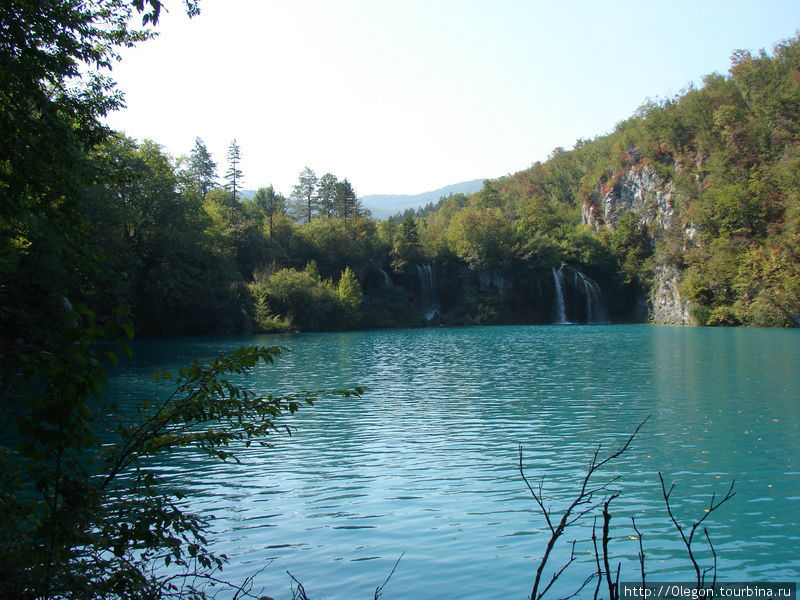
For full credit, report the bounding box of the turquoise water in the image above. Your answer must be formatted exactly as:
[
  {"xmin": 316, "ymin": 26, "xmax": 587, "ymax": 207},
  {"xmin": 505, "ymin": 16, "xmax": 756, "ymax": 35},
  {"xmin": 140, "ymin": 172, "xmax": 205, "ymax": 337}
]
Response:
[{"xmin": 106, "ymin": 325, "xmax": 800, "ymax": 599}]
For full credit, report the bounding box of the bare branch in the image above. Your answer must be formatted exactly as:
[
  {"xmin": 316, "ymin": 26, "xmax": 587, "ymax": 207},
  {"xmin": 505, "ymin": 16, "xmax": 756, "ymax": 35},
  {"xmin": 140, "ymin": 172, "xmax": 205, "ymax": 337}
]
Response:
[
  {"xmin": 287, "ymin": 571, "xmax": 310, "ymax": 600},
  {"xmin": 602, "ymin": 495, "xmax": 620, "ymax": 600},
  {"xmin": 522, "ymin": 418, "xmax": 649, "ymax": 600},
  {"xmin": 659, "ymin": 472, "xmax": 735, "ymax": 588},
  {"xmin": 703, "ymin": 528, "xmax": 718, "ymax": 589},
  {"xmin": 592, "ymin": 516, "xmax": 603, "ymax": 600},
  {"xmin": 519, "ymin": 445, "xmax": 554, "ymax": 534},
  {"xmin": 538, "ymin": 539, "xmax": 579, "ymax": 599},
  {"xmin": 374, "ymin": 553, "xmax": 405, "ymax": 600},
  {"xmin": 632, "ymin": 515, "xmax": 646, "ymax": 590},
  {"xmin": 562, "ymin": 570, "xmax": 598, "ymax": 600}
]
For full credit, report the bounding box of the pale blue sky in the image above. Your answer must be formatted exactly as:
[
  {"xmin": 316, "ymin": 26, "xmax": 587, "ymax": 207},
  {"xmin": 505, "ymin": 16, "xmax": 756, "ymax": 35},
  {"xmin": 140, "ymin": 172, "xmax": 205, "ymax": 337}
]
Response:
[{"xmin": 105, "ymin": 0, "xmax": 800, "ymax": 196}]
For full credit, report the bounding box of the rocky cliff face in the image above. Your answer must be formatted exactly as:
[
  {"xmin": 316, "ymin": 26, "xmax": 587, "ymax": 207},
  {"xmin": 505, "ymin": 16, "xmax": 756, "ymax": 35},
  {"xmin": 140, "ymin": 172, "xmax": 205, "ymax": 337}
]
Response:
[
  {"xmin": 582, "ymin": 165, "xmax": 676, "ymax": 231},
  {"xmin": 650, "ymin": 265, "xmax": 694, "ymax": 325},
  {"xmin": 584, "ymin": 164, "xmax": 694, "ymax": 325}
]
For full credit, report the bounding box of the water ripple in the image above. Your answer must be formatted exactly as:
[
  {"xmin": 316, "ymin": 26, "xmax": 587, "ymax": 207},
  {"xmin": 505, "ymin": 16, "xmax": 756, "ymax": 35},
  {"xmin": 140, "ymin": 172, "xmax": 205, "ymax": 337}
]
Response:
[{"xmin": 106, "ymin": 325, "xmax": 800, "ymax": 599}]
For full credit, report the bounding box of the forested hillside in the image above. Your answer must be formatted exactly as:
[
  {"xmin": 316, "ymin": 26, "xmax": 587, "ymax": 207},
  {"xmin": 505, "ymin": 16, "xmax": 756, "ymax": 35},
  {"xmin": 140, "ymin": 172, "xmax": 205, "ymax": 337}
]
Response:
[
  {"xmin": 448, "ymin": 36, "xmax": 800, "ymax": 328},
  {"xmin": 4, "ymin": 34, "xmax": 800, "ymax": 346}
]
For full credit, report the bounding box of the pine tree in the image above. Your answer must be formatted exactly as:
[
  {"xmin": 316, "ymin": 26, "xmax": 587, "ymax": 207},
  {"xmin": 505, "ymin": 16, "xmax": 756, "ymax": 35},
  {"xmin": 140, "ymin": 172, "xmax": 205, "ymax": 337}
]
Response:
[
  {"xmin": 335, "ymin": 178, "xmax": 359, "ymax": 224},
  {"xmin": 291, "ymin": 166, "xmax": 318, "ymax": 223},
  {"xmin": 253, "ymin": 185, "xmax": 284, "ymax": 238},
  {"xmin": 188, "ymin": 137, "xmax": 217, "ymax": 198},
  {"xmin": 390, "ymin": 214, "xmax": 422, "ymax": 271},
  {"xmin": 317, "ymin": 172, "xmax": 338, "ymax": 218},
  {"xmin": 225, "ymin": 139, "xmax": 243, "ymax": 202}
]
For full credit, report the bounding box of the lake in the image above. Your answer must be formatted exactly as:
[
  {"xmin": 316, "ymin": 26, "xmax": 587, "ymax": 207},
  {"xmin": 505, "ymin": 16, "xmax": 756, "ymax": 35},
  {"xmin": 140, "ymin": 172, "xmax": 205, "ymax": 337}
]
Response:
[{"xmin": 106, "ymin": 325, "xmax": 800, "ymax": 599}]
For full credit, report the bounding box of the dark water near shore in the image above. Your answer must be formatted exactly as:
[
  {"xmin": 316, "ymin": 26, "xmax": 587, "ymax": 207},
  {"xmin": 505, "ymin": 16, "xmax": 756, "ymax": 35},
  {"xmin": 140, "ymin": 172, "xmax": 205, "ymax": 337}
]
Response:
[{"xmin": 106, "ymin": 325, "xmax": 800, "ymax": 599}]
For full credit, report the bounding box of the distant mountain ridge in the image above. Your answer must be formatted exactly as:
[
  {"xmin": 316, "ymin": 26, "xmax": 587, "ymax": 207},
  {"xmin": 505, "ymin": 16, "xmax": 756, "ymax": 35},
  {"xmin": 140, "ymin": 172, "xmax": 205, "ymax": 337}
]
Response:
[
  {"xmin": 361, "ymin": 178, "xmax": 485, "ymax": 219},
  {"xmin": 241, "ymin": 179, "xmax": 485, "ymax": 219}
]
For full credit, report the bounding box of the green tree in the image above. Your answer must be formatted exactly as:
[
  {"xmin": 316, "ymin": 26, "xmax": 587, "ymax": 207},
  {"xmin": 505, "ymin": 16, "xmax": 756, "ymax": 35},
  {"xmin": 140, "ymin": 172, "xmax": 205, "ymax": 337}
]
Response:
[
  {"xmin": 291, "ymin": 166, "xmax": 318, "ymax": 223},
  {"xmin": 187, "ymin": 137, "xmax": 217, "ymax": 199},
  {"xmin": 224, "ymin": 139, "xmax": 243, "ymax": 202},
  {"xmin": 86, "ymin": 136, "xmax": 243, "ymax": 334},
  {"xmin": 203, "ymin": 186, "xmax": 268, "ymax": 283},
  {"xmin": 606, "ymin": 211, "xmax": 653, "ymax": 286},
  {"xmin": 249, "ymin": 265, "xmax": 342, "ymax": 330},
  {"xmin": 0, "ymin": 0, "xmax": 199, "ymax": 352},
  {"xmin": 252, "ymin": 185, "xmax": 285, "ymax": 239},
  {"xmin": 447, "ymin": 207, "xmax": 513, "ymax": 271},
  {"xmin": 337, "ymin": 266, "xmax": 363, "ymax": 327},
  {"xmin": 474, "ymin": 179, "xmax": 502, "ymax": 209},
  {"xmin": 335, "ymin": 178, "xmax": 360, "ymax": 223},
  {"xmin": 734, "ymin": 240, "xmax": 800, "ymax": 326},
  {"xmin": 390, "ymin": 215, "xmax": 422, "ymax": 272},
  {"xmin": 295, "ymin": 217, "xmax": 378, "ymax": 279},
  {"xmin": 318, "ymin": 172, "xmax": 339, "ymax": 218}
]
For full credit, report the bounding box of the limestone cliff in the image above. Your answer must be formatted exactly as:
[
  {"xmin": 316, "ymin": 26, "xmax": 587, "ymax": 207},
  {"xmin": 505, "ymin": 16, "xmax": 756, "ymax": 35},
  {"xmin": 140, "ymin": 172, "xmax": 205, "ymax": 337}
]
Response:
[
  {"xmin": 582, "ymin": 164, "xmax": 675, "ymax": 231},
  {"xmin": 584, "ymin": 164, "xmax": 695, "ymax": 325},
  {"xmin": 650, "ymin": 265, "xmax": 694, "ymax": 325}
]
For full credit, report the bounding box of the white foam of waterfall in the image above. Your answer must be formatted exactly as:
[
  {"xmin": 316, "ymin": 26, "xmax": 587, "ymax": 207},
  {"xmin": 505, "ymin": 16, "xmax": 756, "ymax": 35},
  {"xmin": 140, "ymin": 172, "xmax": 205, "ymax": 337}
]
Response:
[
  {"xmin": 552, "ymin": 266, "xmax": 569, "ymax": 324},
  {"xmin": 416, "ymin": 263, "xmax": 440, "ymax": 321},
  {"xmin": 559, "ymin": 264, "xmax": 610, "ymax": 324}
]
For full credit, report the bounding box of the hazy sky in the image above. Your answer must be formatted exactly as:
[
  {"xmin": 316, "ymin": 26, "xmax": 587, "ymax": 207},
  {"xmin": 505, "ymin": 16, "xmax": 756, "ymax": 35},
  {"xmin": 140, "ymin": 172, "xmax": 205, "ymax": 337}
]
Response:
[{"xmin": 105, "ymin": 0, "xmax": 800, "ymax": 196}]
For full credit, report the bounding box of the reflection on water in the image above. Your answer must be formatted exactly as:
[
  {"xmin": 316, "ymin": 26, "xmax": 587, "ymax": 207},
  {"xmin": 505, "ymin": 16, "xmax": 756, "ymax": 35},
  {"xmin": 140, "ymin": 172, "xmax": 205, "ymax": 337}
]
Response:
[{"xmin": 106, "ymin": 325, "xmax": 800, "ymax": 599}]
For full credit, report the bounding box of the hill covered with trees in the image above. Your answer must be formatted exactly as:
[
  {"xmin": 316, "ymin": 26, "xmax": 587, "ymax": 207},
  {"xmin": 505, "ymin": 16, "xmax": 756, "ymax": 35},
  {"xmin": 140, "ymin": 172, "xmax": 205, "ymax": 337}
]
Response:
[
  {"xmin": 440, "ymin": 36, "xmax": 800, "ymax": 328},
  {"xmin": 5, "ymin": 32, "xmax": 800, "ymax": 345}
]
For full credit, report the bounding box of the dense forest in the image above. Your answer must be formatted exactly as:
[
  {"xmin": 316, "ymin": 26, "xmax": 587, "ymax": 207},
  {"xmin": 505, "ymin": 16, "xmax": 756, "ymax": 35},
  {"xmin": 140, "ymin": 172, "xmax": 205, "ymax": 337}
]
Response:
[{"xmin": 7, "ymin": 32, "xmax": 800, "ymax": 343}]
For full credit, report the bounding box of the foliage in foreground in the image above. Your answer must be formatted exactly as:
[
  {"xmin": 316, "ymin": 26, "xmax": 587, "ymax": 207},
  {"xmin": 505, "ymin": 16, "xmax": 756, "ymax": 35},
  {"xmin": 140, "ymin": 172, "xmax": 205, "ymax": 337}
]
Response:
[{"xmin": 0, "ymin": 308, "xmax": 361, "ymax": 599}]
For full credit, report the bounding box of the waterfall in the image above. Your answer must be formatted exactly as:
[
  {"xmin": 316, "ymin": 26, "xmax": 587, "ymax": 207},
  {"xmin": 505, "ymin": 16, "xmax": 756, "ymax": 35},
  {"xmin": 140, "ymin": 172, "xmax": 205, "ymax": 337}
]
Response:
[
  {"xmin": 555, "ymin": 264, "xmax": 610, "ymax": 324},
  {"xmin": 241, "ymin": 306, "xmax": 253, "ymax": 334},
  {"xmin": 552, "ymin": 266, "xmax": 569, "ymax": 324},
  {"xmin": 416, "ymin": 263, "xmax": 440, "ymax": 321},
  {"xmin": 379, "ymin": 268, "xmax": 393, "ymax": 288},
  {"xmin": 573, "ymin": 270, "xmax": 610, "ymax": 324},
  {"xmin": 63, "ymin": 296, "xmax": 77, "ymax": 327}
]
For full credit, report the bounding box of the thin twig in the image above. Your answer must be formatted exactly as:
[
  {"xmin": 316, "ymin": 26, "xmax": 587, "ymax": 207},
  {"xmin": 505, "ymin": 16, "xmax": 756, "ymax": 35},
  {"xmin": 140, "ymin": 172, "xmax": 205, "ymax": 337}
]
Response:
[
  {"xmin": 632, "ymin": 515, "xmax": 646, "ymax": 590},
  {"xmin": 287, "ymin": 571, "xmax": 310, "ymax": 600},
  {"xmin": 659, "ymin": 473, "xmax": 735, "ymax": 588},
  {"xmin": 592, "ymin": 516, "xmax": 603, "ymax": 600},
  {"xmin": 537, "ymin": 539, "xmax": 578, "ymax": 598},
  {"xmin": 522, "ymin": 417, "xmax": 649, "ymax": 600},
  {"xmin": 519, "ymin": 446, "xmax": 554, "ymax": 534},
  {"xmin": 602, "ymin": 495, "xmax": 619, "ymax": 600},
  {"xmin": 374, "ymin": 552, "xmax": 405, "ymax": 600},
  {"xmin": 704, "ymin": 528, "xmax": 718, "ymax": 589}
]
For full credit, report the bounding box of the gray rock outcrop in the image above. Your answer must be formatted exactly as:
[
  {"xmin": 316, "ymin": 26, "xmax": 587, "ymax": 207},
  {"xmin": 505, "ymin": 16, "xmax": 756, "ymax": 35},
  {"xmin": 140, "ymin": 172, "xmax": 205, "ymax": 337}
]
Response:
[
  {"xmin": 650, "ymin": 265, "xmax": 694, "ymax": 325},
  {"xmin": 586, "ymin": 165, "xmax": 695, "ymax": 325}
]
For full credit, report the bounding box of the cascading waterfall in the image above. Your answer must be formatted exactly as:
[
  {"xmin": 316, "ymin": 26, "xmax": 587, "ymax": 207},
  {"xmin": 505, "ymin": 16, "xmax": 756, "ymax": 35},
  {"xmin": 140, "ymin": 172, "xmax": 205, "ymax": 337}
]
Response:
[
  {"xmin": 379, "ymin": 268, "xmax": 393, "ymax": 288},
  {"xmin": 573, "ymin": 269, "xmax": 610, "ymax": 324},
  {"xmin": 416, "ymin": 263, "xmax": 440, "ymax": 321},
  {"xmin": 552, "ymin": 264, "xmax": 609, "ymax": 324},
  {"xmin": 240, "ymin": 306, "xmax": 253, "ymax": 334},
  {"xmin": 551, "ymin": 266, "xmax": 569, "ymax": 324}
]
